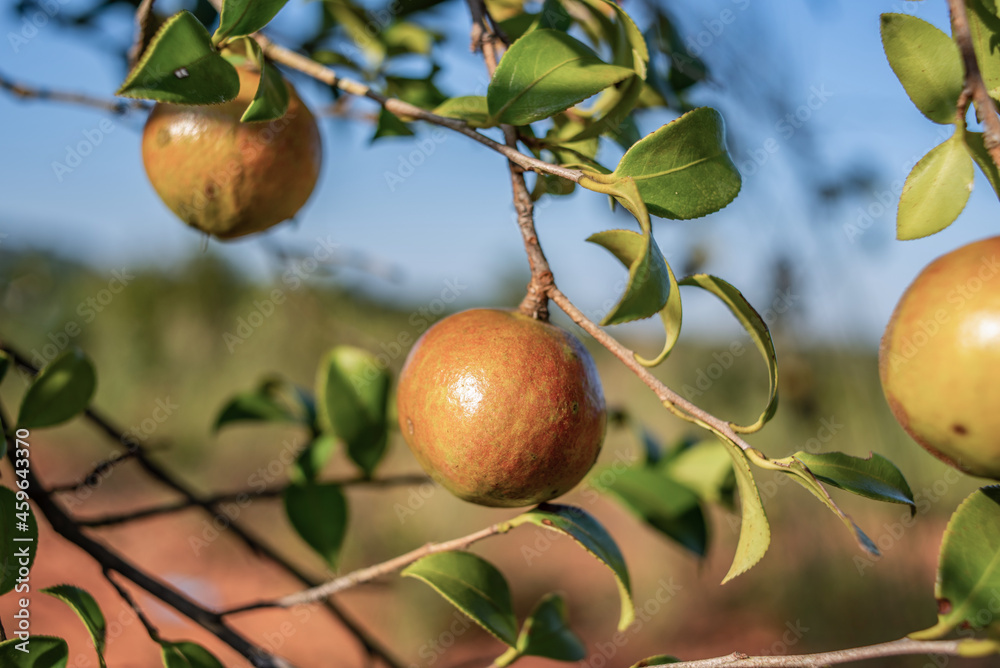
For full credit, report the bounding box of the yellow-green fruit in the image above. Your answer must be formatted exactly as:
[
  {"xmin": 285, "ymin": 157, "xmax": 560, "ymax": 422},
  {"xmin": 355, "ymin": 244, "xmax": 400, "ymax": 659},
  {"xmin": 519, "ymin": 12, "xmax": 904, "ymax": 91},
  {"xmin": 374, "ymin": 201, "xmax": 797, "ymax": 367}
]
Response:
[
  {"xmin": 396, "ymin": 309, "xmax": 607, "ymax": 507},
  {"xmin": 879, "ymin": 236, "xmax": 1000, "ymax": 479},
  {"xmin": 141, "ymin": 65, "xmax": 322, "ymax": 239}
]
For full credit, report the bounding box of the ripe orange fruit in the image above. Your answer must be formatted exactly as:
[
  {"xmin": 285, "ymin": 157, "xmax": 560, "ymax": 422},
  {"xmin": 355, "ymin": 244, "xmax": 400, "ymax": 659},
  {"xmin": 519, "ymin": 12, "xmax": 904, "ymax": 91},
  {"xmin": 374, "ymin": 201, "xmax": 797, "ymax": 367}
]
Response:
[
  {"xmin": 880, "ymin": 236, "xmax": 1000, "ymax": 479},
  {"xmin": 141, "ymin": 65, "xmax": 322, "ymax": 239},
  {"xmin": 396, "ymin": 309, "xmax": 607, "ymax": 507}
]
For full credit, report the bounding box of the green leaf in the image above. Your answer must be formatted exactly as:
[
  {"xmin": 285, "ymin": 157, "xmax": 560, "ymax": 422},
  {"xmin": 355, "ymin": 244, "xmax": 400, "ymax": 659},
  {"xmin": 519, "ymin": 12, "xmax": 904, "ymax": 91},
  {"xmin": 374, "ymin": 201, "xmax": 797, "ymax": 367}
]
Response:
[
  {"xmin": 488, "ymin": 30, "xmax": 634, "ymax": 125},
  {"xmin": 911, "ymin": 486, "xmax": 1000, "ymax": 641},
  {"xmin": 897, "ymin": 133, "xmax": 974, "ymax": 240},
  {"xmin": 160, "ymin": 641, "xmax": 225, "ymax": 668},
  {"xmin": 315, "ymin": 346, "xmax": 391, "ymax": 477},
  {"xmin": 0, "ymin": 486, "xmax": 38, "ymax": 596},
  {"xmin": 612, "ymin": 107, "xmax": 741, "ymax": 219},
  {"xmin": 587, "ymin": 228, "xmax": 671, "ymax": 326},
  {"xmin": 214, "ymin": 378, "xmax": 306, "ymax": 430},
  {"xmin": 42, "ymin": 586, "xmax": 106, "ymax": 668},
  {"xmin": 965, "ymin": 131, "xmax": 1000, "ymax": 199},
  {"xmin": 240, "ymin": 42, "xmax": 289, "ymax": 122},
  {"xmin": 383, "ymin": 21, "xmax": 441, "ymax": 57},
  {"xmin": 284, "ymin": 482, "xmax": 348, "ymax": 568},
  {"xmin": 793, "ymin": 451, "xmax": 915, "ymax": 510},
  {"xmin": 585, "ymin": 0, "xmax": 649, "ymax": 75},
  {"xmin": 516, "ymin": 593, "xmax": 586, "ymax": 661},
  {"xmin": 0, "ymin": 636, "xmax": 68, "ymax": 667},
  {"xmin": 118, "ymin": 11, "xmax": 240, "ymax": 104},
  {"xmin": 402, "ymin": 551, "xmax": 518, "ymax": 646},
  {"xmin": 372, "ymin": 107, "xmax": 415, "ymax": 141},
  {"xmin": 511, "ymin": 503, "xmax": 634, "ymax": 630},
  {"xmin": 662, "ymin": 439, "xmax": 735, "ymax": 508},
  {"xmin": 679, "ymin": 274, "xmax": 778, "ymax": 433},
  {"xmin": 433, "ymin": 96, "xmax": 494, "ymax": 128},
  {"xmin": 214, "ymin": 0, "xmax": 290, "ymax": 43},
  {"xmin": 535, "ymin": 0, "xmax": 572, "ymax": 32},
  {"xmin": 967, "ymin": 0, "xmax": 1000, "ymax": 101},
  {"xmin": 291, "ymin": 433, "xmax": 338, "ymax": 484},
  {"xmin": 601, "ymin": 466, "xmax": 708, "ymax": 557},
  {"xmin": 568, "ymin": 76, "xmax": 644, "ymax": 144},
  {"xmin": 716, "ymin": 441, "xmax": 770, "ymax": 584},
  {"xmin": 754, "ymin": 451, "xmax": 880, "ymax": 557},
  {"xmin": 880, "ymin": 13, "xmax": 963, "ymax": 124},
  {"xmin": 17, "ymin": 349, "xmax": 96, "ymax": 429}
]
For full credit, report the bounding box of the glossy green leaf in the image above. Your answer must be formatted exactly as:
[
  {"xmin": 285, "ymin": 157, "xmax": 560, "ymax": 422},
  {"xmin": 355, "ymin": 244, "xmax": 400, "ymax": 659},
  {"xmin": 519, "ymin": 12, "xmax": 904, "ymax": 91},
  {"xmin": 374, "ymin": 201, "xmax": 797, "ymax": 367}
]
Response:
[
  {"xmin": 588, "ymin": 229, "xmax": 670, "ymax": 326},
  {"xmin": 214, "ymin": 378, "xmax": 306, "ymax": 430},
  {"xmin": 716, "ymin": 441, "xmax": 770, "ymax": 584},
  {"xmin": 402, "ymin": 551, "xmax": 518, "ymax": 646},
  {"xmin": 0, "ymin": 636, "xmax": 68, "ymax": 667},
  {"xmin": 160, "ymin": 641, "xmax": 225, "ymax": 668},
  {"xmin": 17, "ymin": 349, "xmax": 96, "ymax": 429},
  {"xmin": 965, "ymin": 131, "xmax": 1000, "ymax": 199},
  {"xmin": 214, "ymin": 0, "xmax": 289, "ymax": 43},
  {"xmin": 679, "ymin": 274, "xmax": 777, "ymax": 433},
  {"xmin": 488, "ymin": 30, "xmax": 634, "ymax": 125},
  {"xmin": 511, "ymin": 503, "xmax": 634, "ymax": 630},
  {"xmin": 433, "ymin": 96, "xmax": 494, "ymax": 128},
  {"xmin": 794, "ymin": 451, "xmax": 915, "ymax": 510},
  {"xmin": 911, "ymin": 486, "xmax": 1000, "ymax": 641},
  {"xmin": 284, "ymin": 482, "xmax": 348, "ymax": 567},
  {"xmin": 118, "ymin": 11, "xmax": 240, "ymax": 104},
  {"xmin": 0, "ymin": 486, "xmax": 38, "ymax": 596},
  {"xmin": 42, "ymin": 586, "xmax": 106, "ymax": 668},
  {"xmin": 602, "ymin": 467, "xmax": 708, "ymax": 556},
  {"xmin": 315, "ymin": 346, "xmax": 391, "ymax": 477},
  {"xmin": 612, "ymin": 108, "xmax": 741, "ymax": 219},
  {"xmin": 516, "ymin": 593, "xmax": 586, "ymax": 661},
  {"xmin": 240, "ymin": 42, "xmax": 289, "ymax": 122},
  {"xmin": 662, "ymin": 439, "xmax": 735, "ymax": 508},
  {"xmin": 755, "ymin": 451, "xmax": 879, "ymax": 557},
  {"xmin": 880, "ymin": 13, "xmax": 963, "ymax": 124},
  {"xmin": 967, "ymin": 0, "xmax": 1000, "ymax": 101},
  {"xmin": 372, "ymin": 107, "xmax": 415, "ymax": 141},
  {"xmin": 897, "ymin": 133, "xmax": 974, "ymax": 240},
  {"xmin": 292, "ymin": 433, "xmax": 338, "ymax": 484}
]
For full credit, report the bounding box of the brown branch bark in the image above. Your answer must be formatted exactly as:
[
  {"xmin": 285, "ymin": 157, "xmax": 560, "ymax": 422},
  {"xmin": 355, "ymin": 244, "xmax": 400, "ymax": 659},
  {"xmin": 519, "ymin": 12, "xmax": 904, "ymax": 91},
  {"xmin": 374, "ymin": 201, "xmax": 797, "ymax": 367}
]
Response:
[
  {"xmin": 0, "ymin": 409, "xmax": 294, "ymax": 668},
  {"xmin": 76, "ymin": 474, "xmax": 430, "ymax": 527},
  {"xmin": 949, "ymin": 0, "xmax": 1000, "ymax": 170},
  {"xmin": 653, "ymin": 637, "xmax": 967, "ymax": 667},
  {"xmin": 0, "ymin": 342, "xmax": 404, "ymax": 668},
  {"xmin": 0, "ymin": 70, "xmax": 146, "ymax": 114},
  {"xmin": 220, "ymin": 523, "xmax": 508, "ymax": 615}
]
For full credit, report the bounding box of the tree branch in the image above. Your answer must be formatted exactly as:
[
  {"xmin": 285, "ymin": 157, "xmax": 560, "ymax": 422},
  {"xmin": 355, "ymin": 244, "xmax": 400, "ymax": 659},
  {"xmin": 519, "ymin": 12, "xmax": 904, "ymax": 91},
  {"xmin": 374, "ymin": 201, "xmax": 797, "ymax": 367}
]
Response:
[
  {"xmin": 948, "ymin": 0, "xmax": 1000, "ymax": 170},
  {"xmin": 220, "ymin": 523, "xmax": 509, "ymax": 615},
  {"xmin": 653, "ymin": 637, "xmax": 968, "ymax": 667},
  {"xmin": 0, "ymin": 408, "xmax": 294, "ymax": 668},
  {"xmin": 103, "ymin": 568, "xmax": 163, "ymax": 643},
  {"xmin": 0, "ymin": 70, "xmax": 146, "ymax": 114},
  {"xmin": 76, "ymin": 474, "xmax": 430, "ymax": 527},
  {"xmin": 0, "ymin": 341, "xmax": 405, "ymax": 668}
]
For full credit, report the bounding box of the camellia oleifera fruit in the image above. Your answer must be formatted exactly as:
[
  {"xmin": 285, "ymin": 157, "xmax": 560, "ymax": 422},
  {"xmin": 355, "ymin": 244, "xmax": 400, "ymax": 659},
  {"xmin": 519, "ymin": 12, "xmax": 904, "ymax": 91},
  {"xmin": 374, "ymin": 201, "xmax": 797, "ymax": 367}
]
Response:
[
  {"xmin": 396, "ymin": 308, "xmax": 607, "ymax": 507},
  {"xmin": 879, "ymin": 236, "xmax": 1000, "ymax": 479},
  {"xmin": 141, "ymin": 65, "xmax": 322, "ymax": 239}
]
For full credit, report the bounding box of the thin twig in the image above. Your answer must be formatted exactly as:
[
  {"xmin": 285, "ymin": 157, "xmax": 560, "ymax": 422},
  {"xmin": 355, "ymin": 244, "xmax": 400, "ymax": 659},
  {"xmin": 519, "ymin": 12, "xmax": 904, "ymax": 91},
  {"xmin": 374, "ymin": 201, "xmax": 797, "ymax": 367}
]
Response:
[
  {"xmin": 0, "ymin": 407, "xmax": 294, "ymax": 668},
  {"xmin": 77, "ymin": 473, "xmax": 430, "ymax": 527},
  {"xmin": 0, "ymin": 71, "xmax": 146, "ymax": 114},
  {"xmin": 50, "ymin": 449, "xmax": 141, "ymax": 494},
  {"xmin": 220, "ymin": 523, "xmax": 509, "ymax": 615},
  {"xmin": 103, "ymin": 568, "xmax": 163, "ymax": 643},
  {"xmin": 0, "ymin": 340, "xmax": 405, "ymax": 668},
  {"xmin": 654, "ymin": 637, "xmax": 966, "ymax": 667},
  {"xmin": 948, "ymin": 0, "xmax": 1000, "ymax": 170}
]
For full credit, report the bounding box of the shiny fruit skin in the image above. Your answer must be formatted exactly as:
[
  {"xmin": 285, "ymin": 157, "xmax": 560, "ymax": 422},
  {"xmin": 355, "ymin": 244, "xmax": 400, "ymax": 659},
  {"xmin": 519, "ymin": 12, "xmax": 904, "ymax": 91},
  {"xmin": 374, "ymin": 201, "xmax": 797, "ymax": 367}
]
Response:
[
  {"xmin": 396, "ymin": 309, "xmax": 607, "ymax": 507},
  {"xmin": 141, "ymin": 66, "xmax": 322, "ymax": 239},
  {"xmin": 879, "ymin": 236, "xmax": 1000, "ymax": 479}
]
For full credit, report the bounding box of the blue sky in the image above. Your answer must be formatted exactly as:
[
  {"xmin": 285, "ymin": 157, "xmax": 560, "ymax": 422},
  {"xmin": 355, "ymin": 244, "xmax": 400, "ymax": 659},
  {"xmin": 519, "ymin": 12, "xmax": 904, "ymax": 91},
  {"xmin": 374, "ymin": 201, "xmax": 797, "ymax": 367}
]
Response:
[{"xmin": 2, "ymin": 0, "xmax": 998, "ymax": 346}]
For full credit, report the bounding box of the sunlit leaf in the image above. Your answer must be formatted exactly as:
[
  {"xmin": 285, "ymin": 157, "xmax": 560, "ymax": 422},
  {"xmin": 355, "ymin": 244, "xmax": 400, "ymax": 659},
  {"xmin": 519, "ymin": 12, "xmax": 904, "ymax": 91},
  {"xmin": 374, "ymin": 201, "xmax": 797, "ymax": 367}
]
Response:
[
  {"xmin": 897, "ymin": 133, "xmax": 973, "ymax": 240},
  {"xmin": 0, "ymin": 636, "xmax": 68, "ymax": 667},
  {"xmin": 965, "ymin": 131, "xmax": 1000, "ymax": 199},
  {"xmin": 42, "ymin": 586, "xmax": 106, "ymax": 668},
  {"xmin": 433, "ymin": 96, "xmax": 494, "ymax": 128},
  {"xmin": 716, "ymin": 441, "xmax": 770, "ymax": 584},
  {"xmin": 880, "ymin": 13, "xmax": 963, "ymax": 124},
  {"xmin": 160, "ymin": 641, "xmax": 225, "ymax": 668},
  {"xmin": 214, "ymin": 0, "xmax": 290, "ymax": 43},
  {"xmin": 794, "ymin": 451, "xmax": 914, "ymax": 510},
  {"xmin": 240, "ymin": 42, "xmax": 289, "ymax": 122}
]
